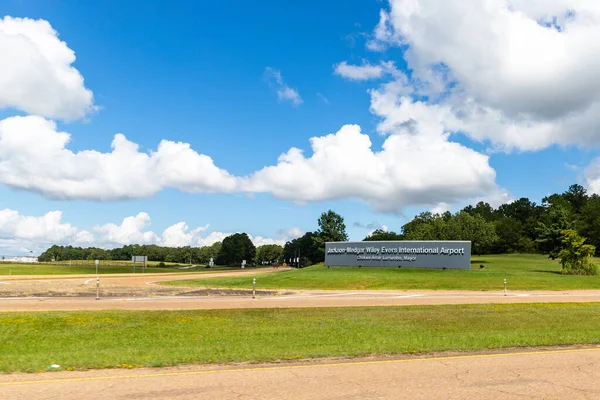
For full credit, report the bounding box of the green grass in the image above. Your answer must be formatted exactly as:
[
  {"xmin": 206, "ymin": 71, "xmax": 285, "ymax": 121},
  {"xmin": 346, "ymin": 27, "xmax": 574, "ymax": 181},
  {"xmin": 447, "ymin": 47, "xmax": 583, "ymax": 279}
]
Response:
[
  {"xmin": 0, "ymin": 264, "xmax": 241, "ymax": 276},
  {"xmin": 1, "ymin": 303, "xmax": 599, "ymax": 372},
  {"xmin": 164, "ymin": 254, "xmax": 600, "ymax": 291}
]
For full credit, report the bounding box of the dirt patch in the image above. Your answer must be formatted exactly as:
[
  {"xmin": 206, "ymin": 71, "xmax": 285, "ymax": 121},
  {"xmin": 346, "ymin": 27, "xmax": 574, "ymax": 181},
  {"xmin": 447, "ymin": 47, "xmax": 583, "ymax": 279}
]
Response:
[{"xmin": 0, "ymin": 280, "xmax": 287, "ymax": 298}]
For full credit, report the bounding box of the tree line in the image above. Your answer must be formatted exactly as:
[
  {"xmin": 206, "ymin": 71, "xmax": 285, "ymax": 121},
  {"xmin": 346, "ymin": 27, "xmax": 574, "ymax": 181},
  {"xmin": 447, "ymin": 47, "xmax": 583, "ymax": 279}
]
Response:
[
  {"xmin": 38, "ymin": 184, "xmax": 598, "ymax": 274},
  {"xmin": 38, "ymin": 210, "xmax": 349, "ymax": 268},
  {"xmin": 392, "ymin": 184, "xmax": 598, "ymax": 257}
]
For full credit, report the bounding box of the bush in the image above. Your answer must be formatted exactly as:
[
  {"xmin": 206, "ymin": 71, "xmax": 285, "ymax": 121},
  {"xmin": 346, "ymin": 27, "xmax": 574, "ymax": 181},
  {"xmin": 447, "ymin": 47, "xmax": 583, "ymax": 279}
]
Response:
[
  {"xmin": 157, "ymin": 262, "xmax": 166, "ymax": 268},
  {"xmin": 558, "ymin": 230, "xmax": 598, "ymax": 275}
]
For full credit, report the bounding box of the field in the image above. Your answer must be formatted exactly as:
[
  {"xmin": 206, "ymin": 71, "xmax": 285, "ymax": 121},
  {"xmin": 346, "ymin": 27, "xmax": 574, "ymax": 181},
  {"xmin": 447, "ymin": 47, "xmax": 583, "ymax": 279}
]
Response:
[
  {"xmin": 163, "ymin": 254, "xmax": 600, "ymax": 291},
  {"xmin": 1, "ymin": 303, "xmax": 599, "ymax": 373},
  {"xmin": 0, "ymin": 263, "xmax": 235, "ymax": 276}
]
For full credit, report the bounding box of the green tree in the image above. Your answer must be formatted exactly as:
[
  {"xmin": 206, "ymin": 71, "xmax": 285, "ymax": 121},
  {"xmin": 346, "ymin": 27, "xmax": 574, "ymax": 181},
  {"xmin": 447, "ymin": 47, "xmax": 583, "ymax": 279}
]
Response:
[
  {"xmin": 447, "ymin": 212, "xmax": 498, "ymax": 255},
  {"xmin": 536, "ymin": 205, "xmax": 573, "ymax": 259},
  {"xmin": 316, "ymin": 210, "xmax": 348, "ymax": 242},
  {"xmin": 557, "ymin": 230, "xmax": 597, "ymax": 275},
  {"xmin": 198, "ymin": 242, "xmax": 222, "ymax": 264},
  {"xmin": 462, "ymin": 201, "xmax": 496, "ymax": 222},
  {"xmin": 563, "ymin": 184, "xmax": 588, "ymax": 214},
  {"xmin": 578, "ymin": 194, "xmax": 600, "ymax": 253},
  {"xmin": 403, "ymin": 215, "xmax": 447, "ymax": 241},
  {"xmin": 255, "ymin": 244, "xmax": 283, "ymax": 264},
  {"xmin": 402, "ymin": 212, "xmax": 436, "ymax": 237},
  {"xmin": 493, "ymin": 217, "xmax": 523, "ymax": 253},
  {"xmin": 217, "ymin": 233, "xmax": 256, "ymax": 266},
  {"xmin": 283, "ymin": 232, "xmax": 320, "ymax": 266},
  {"xmin": 313, "ymin": 210, "xmax": 348, "ymax": 262},
  {"xmin": 403, "ymin": 211, "xmax": 497, "ymax": 255}
]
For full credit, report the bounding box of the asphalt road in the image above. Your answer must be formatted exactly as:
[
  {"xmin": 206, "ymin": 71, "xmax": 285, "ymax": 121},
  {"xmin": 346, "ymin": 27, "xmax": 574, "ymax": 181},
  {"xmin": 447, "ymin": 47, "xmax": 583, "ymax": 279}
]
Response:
[
  {"xmin": 2, "ymin": 347, "xmax": 599, "ymax": 399},
  {"xmin": 2, "ymin": 289, "xmax": 600, "ymax": 311}
]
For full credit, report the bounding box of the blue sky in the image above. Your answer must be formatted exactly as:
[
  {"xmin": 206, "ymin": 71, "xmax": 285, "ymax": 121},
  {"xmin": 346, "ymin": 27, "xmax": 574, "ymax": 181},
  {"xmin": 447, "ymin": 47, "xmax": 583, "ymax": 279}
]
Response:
[{"xmin": 0, "ymin": 0, "xmax": 597, "ymax": 255}]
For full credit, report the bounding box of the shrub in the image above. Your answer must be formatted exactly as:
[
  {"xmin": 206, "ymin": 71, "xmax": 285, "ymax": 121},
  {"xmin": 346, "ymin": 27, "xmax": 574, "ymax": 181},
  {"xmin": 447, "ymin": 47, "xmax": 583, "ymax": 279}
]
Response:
[{"xmin": 558, "ymin": 230, "xmax": 598, "ymax": 275}]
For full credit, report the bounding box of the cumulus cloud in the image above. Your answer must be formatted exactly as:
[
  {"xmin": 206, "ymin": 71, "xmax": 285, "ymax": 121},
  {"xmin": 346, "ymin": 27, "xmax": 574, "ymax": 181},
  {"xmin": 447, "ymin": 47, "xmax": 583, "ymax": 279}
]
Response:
[
  {"xmin": 0, "ymin": 209, "xmax": 94, "ymax": 254},
  {"xmin": 361, "ymin": 0, "xmax": 600, "ymax": 152},
  {"xmin": 0, "ymin": 16, "xmax": 95, "ymax": 120},
  {"xmin": 0, "ymin": 116, "xmax": 238, "ymax": 200},
  {"xmin": 94, "ymin": 213, "xmax": 158, "ymax": 246},
  {"xmin": 161, "ymin": 222, "xmax": 210, "ymax": 247},
  {"xmin": 242, "ymin": 124, "xmax": 497, "ymax": 213},
  {"xmin": 0, "ymin": 209, "xmax": 294, "ymax": 254},
  {"xmin": 0, "ymin": 209, "xmax": 90, "ymax": 243},
  {"xmin": 264, "ymin": 67, "xmax": 303, "ymax": 106},
  {"xmin": 0, "ymin": 113, "xmax": 499, "ymax": 213}
]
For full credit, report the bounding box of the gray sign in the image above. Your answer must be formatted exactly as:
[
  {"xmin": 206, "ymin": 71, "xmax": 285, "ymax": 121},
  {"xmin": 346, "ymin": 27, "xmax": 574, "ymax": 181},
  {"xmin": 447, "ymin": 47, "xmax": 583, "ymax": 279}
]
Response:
[{"xmin": 325, "ymin": 241, "xmax": 471, "ymax": 269}]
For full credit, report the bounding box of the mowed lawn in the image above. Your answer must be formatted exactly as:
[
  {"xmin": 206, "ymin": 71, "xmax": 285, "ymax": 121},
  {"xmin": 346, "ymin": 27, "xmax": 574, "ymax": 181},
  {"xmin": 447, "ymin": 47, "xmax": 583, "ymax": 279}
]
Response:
[
  {"xmin": 1, "ymin": 303, "xmax": 599, "ymax": 373},
  {"xmin": 164, "ymin": 254, "xmax": 600, "ymax": 291}
]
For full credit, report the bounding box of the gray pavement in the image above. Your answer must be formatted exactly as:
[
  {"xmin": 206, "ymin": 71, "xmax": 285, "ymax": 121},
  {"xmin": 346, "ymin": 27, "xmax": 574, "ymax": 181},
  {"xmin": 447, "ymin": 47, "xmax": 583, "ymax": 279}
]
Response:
[{"xmin": 1, "ymin": 347, "xmax": 599, "ymax": 399}]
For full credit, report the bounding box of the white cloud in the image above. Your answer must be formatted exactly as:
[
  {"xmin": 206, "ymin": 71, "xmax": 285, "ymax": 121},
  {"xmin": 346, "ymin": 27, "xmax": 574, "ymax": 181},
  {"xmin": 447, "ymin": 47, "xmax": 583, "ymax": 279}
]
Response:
[
  {"xmin": 0, "ymin": 209, "xmax": 293, "ymax": 254},
  {"xmin": 264, "ymin": 67, "xmax": 303, "ymax": 106},
  {"xmin": 0, "ymin": 16, "xmax": 95, "ymax": 120},
  {"xmin": 334, "ymin": 60, "xmax": 402, "ymax": 81},
  {"xmin": 430, "ymin": 203, "xmax": 451, "ymax": 214},
  {"xmin": 250, "ymin": 235, "xmax": 284, "ymax": 247},
  {"xmin": 94, "ymin": 212, "xmax": 158, "ymax": 246},
  {"xmin": 0, "ymin": 209, "xmax": 93, "ymax": 254},
  {"xmin": 366, "ymin": 9, "xmax": 397, "ymax": 51},
  {"xmin": 362, "ymin": 1, "xmax": 600, "ymax": 152},
  {"xmin": 470, "ymin": 188, "xmax": 516, "ymax": 209},
  {"xmin": 277, "ymin": 87, "xmax": 302, "ymax": 106},
  {"xmin": 242, "ymin": 124, "xmax": 498, "ymax": 214},
  {"xmin": 0, "ymin": 116, "xmax": 238, "ymax": 200},
  {"xmin": 0, "ymin": 209, "xmax": 84, "ymax": 243},
  {"xmin": 366, "ymin": 224, "xmax": 389, "ymax": 237},
  {"xmin": 161, "ymin": 222, "xmax": 210, "ymax": 247},
  {"xmin": 195, "ymin": 231, "xmax": 230, "ymax": 247}
]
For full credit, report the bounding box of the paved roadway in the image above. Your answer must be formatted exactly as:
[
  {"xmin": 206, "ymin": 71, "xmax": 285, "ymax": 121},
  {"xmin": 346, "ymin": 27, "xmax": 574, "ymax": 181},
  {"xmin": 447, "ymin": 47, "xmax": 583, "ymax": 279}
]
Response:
[
  {"xmin": 1, "ymin": 347, "xmax": 599, "ymax": 399},
  {"xmin": 3, "ymin": 289, "xmax": 600, "ymax": 311}
]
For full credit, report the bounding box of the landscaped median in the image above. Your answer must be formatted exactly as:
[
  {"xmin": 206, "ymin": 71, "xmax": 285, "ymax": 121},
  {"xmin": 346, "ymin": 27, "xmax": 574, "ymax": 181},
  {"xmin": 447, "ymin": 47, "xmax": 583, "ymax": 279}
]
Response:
[
  {"xmin": 1, "ymin": 303, "xmax": 600, "ymax": 373},
  {"xmin": 162, "ymin": 254, "xmax": 600, "ymax": 291}
]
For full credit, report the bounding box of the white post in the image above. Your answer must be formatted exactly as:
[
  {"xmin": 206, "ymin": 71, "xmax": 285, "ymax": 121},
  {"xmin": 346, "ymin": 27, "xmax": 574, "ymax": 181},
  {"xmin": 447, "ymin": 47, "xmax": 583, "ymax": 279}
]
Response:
[
  {"xmin": 95, "ymin": 260, "xmax": 99, "ymax": 276},
  {"xmin": 96, "ymin": 277, "xmax": 100, "ymax": 300},
  {"xmin": 504, "ymin": 278, "xmax": 507, "ymax": 296},
  {"xmin": 253, "ymin": 278, "xmax": 256, "ymax": 299}
]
